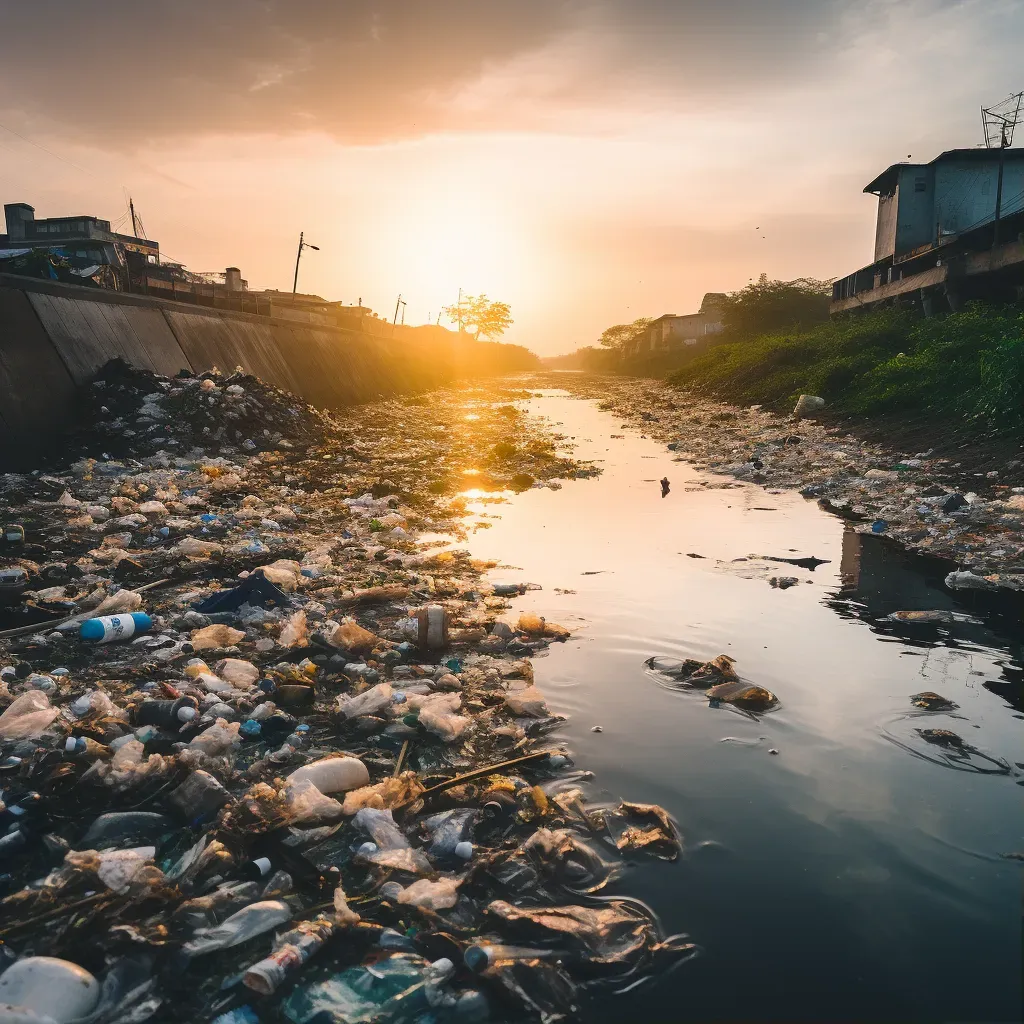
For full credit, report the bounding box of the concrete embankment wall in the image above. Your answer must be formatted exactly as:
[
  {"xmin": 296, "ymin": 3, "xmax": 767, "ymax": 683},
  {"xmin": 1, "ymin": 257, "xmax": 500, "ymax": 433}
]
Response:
[{"xmin": 0, "ymin": 274, "xmax": 526, "ymax": 468}]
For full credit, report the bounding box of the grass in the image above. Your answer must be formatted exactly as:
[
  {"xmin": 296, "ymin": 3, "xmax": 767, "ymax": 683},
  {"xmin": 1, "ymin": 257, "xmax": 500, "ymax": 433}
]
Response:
[{"xmin": 667, "ymin": 305, "xmax": 1024, "ymax": 435}]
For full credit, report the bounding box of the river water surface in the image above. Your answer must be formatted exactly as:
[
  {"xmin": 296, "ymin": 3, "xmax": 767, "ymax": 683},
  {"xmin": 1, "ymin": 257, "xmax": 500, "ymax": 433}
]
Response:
[{"xmin": 449, "ymin": 386, "xmax": 1021, "ymax": 1021}]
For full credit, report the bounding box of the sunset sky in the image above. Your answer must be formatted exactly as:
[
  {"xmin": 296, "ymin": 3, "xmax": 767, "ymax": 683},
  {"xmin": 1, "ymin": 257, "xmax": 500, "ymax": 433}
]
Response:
[{"xmin": 1, "ymin": 1, "xmax": 1022, "ymax": 354}]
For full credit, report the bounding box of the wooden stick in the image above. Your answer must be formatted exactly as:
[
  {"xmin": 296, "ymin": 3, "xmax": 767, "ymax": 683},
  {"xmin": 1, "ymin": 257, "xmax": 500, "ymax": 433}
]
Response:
[
  {"xmin": 418, "ymin": 749, "xmax": 555, "ymax": 797},
  {"xmin": 392, "ymin": 739, "xmax": 410, "ymax": 777}
]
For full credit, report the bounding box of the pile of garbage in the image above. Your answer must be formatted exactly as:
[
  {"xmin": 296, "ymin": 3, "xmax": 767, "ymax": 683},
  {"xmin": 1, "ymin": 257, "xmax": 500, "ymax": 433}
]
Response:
[
  {"xmin": 0, "ymin": 372, "xmax": 689, "ymax": 1023},
  {"xmin": 65, "ymin": 360, "xmax": 335, "ymax": 463},
  {"xmin": 555, "ymin": 373, "xmax": 1024, "ymax": 589}
]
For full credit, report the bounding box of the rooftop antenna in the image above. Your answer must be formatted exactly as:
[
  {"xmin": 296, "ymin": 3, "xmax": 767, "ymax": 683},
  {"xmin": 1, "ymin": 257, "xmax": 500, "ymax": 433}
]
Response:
[
  {"xmin": 981, "ymin": 92, "xmax": 1023, "ymax": 248},
  {"xmin": 981, "ymin": 91, "xmax": 1023, "ymax": 149}
]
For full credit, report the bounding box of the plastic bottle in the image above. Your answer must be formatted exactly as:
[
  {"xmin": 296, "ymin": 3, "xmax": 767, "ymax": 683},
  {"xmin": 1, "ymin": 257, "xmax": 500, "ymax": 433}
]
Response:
[
  {"xmin": 236, "ymin": 857, "xmax": 273, "ymax": 883},
  {"xmin": 287, "ymin": 756, "xmax": 369, "ymax": 794},
  {"xmin": 415, "ymin": 604, "xmax": 449, "ymax": 649},
  {"xmin": 80, "ymin": 612, "xmax": 152, "ymax": 643},
  {"xmin": 463, "ymin": 944, "xmax": 560, "ymax": 971},
  {"xmin": 134, "ymin": 696, "xmax": 199, "ymax": 729},
  {"xmin": 63, "ymin": 737, "xmax": 111, "ymax": 759},
  {"xmin": 242, "ymin": 917, "xmax": 337, "ymax": 995}
]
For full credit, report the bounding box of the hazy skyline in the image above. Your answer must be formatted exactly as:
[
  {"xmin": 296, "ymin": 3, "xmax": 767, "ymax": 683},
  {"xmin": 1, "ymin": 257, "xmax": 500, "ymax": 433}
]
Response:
[{"xmin": 1, "ymin": 0, "xmax": 1022, "ymax": 353}]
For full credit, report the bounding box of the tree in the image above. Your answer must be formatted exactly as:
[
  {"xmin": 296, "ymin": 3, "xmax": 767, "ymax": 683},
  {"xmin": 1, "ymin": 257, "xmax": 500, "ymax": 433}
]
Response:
[
  {"xmin": 442, "ymin": 294, "xmax": 513, "ymax": 341},
  {"xmin": 720, "ymin": 275, "xmax": 832, "ymax": 338},
  {"xmin": 599, "ymin": 317, "xmax": 652, "ymax": 350}
]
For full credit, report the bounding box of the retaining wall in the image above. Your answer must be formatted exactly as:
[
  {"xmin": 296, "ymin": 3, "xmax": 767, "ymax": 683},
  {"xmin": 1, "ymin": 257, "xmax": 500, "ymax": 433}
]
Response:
[{"xmin": 0, "ymin": 274, "xmax": 529, "ymax": 469}]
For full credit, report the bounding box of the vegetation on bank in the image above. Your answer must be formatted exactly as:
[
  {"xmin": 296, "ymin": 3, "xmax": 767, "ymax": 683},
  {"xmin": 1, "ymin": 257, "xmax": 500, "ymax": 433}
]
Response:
[{"xmin": 667, "ymin": 303, "xmax": 1024, "ymax": 434}]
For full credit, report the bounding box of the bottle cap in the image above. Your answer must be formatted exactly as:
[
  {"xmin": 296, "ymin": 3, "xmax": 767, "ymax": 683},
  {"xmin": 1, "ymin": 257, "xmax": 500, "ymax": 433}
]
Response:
[{"xmin": 464, "ymin": 945, "xmax": 489, "ymax": 971}]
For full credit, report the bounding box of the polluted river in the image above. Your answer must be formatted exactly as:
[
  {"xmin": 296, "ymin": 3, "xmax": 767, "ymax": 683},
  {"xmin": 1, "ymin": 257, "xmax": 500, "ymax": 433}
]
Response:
[{"xmin": 0, "ymin": 367, "xmax": 1020, "ymax": 1023}]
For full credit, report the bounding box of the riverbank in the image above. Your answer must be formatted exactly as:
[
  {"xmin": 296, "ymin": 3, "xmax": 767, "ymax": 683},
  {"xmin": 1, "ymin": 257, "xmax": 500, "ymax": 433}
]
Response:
[
  {"xmin": 546, "ymin": 371, "xmax": 1024, "ymax": 586},
  {"xmin": 667, "ymin": 305, "xmax": 1024, "ymax": 436}
]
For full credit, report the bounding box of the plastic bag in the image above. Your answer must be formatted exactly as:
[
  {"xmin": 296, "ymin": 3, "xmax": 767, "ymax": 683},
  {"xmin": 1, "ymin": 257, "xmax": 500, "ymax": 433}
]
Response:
[
  {"xmin": 326, "ymin": 618, "xmax": 379, "ymax": 653},
  {"xmin": 504, "ymin": 685, "xmax": 549, "ymax": 717},
  {"xmin": 96, "ymin": 846, "xmax": 158, "ymax": 892},
  {"xmin": 175, "ymin": 537, "xmax": 225, "ymax": 558},
  {"xmin": 340, "ymin": 773, "xmax": 424, "ymax": 816},
  {"xmin": 284, "ymin": 779, "xmax": 344, "ymax": 824},
  {"xmin": 396, "ymin": 876, "xmax": 460, "ymax": 910},
  {"xmin": 337, "ymin": 683, "xmax": 392, "ymax": 720},
  {"xmin": 353, "ymin": 808, "xmax": 408, "ymax": 850},
  {"xmin": 184, "ymin": 900, "xmax": 292, "ymax": 957},
  {"xmin": 485, "ymin": 899, "xmax": 661, "ymax": 967},
  {"xmin": 188, "ymin": 719, "xmax": 241, "ymax": 756},
  {"xmin": 279, "ymin": 610, "xmax": 308, "ymax": 647},
  {"xmin": 258, "ymin": 560, "xmax": 303, "ymax": 592},
  {"xmin": 191, "ymin": 624, "xmax": 246, "ymax": 650},
  {"xmin": 0, "ymin": 690, "xmax": 59, "ymax": 739},
  {"xmin": 215, "ymin": 658, "xmax": 260, "ymax": 688}
]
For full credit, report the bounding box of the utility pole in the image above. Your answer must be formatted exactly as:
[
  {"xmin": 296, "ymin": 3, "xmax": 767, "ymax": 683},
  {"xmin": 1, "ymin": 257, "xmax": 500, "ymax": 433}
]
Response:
[
  {"xmin": 994, "ymin": 122, "xmax": 1010, "ymax": 248},
  {"xmin": 393, "ymin": 293, "xmax": 402, "ymax": 325},
  {"xmin": 129, "ymin": 197, "xmax": 138, "ymax": 238},
  {"xmin": 293, "ymin": 231, "xmax": 320, "ymax": 293}
]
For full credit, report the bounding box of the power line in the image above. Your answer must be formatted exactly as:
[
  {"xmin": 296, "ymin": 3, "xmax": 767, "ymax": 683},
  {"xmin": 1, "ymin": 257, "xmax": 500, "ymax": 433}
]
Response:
[{"xmin": 0, "ymin": 122, "xmax": 97, "ymax": 178}]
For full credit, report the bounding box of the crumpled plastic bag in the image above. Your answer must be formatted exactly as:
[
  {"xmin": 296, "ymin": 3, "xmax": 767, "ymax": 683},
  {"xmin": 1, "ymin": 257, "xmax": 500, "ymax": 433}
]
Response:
[
  {"xmin": 340, "ymin": 772, "xmax": 424, "ymax": 816},
  {"xmin": 86, "ymin": 588, "xmax": 144, "ymax": 619},
  {"xmin": 337, "ymin": 683, "xmax": 392, "ymax": 720},
  {"xmin": 325, "ymin": 618, "xmax": 379, "ymax": 653},
  {"xmin": 0, "ymin": 690, "xmax": 59, "ymax": 739},
  {"xmin": 516, "ymin": 827, "xmax": 617, "ymax": 892},
  {"xmin": 258, "ymin": 560, "xmax": 303, "ymax": 592},
  {"xmin": 503, "ymin": 685, "xmax": 549, "ymax": 717},
  {"xmin": 279, "ymin": 610, "xmax": 308, "ymax": 647},
  {"xmin": 396, "ymin": 876, "xmax": 461, "ymax": 910},
  {"xmin": 486, "ymin": 899, "xmax": 659, "ymax": 966},
  {"xmin": 191, "ymin": 623, "xmax": 246, "ymax": 650},
  {"xmin": 215, "ymin": 658, "xmax": 260, "ymax": 688},
  {"xmin": 406, "ymin": 692, "xmax": 470, "ymax": 742},
  {"xmin": 175, "ymin": 537, "xmax": 224, "ymax": 558},
  {"xmin": 95, "ymin": 846, "xmax": 159, "ymax": 892},
  {"xmin": 353, "ymin": 808, "xmax": 433, "ymax": 874},
  {"xmin": 285, "ymin": 779, "xmax": 344, "ymax": 824},
  {"xmin": 596, "ymin": 801, "xmax": 682, "ymax": 861},
  {"xmin": 88, "ymin": 739, "xmax": 169, "ymax": 789},
  {"xmin": 333, "ymin": 884, "xmax": 360, "ymax": 925},
  {"xmin": 188, "ymin": 719, "xmax": 241, "ymax": 756}
]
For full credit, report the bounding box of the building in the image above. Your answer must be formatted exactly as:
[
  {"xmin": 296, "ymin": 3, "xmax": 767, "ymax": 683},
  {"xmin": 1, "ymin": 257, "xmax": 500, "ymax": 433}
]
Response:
[
  {"xmin": 625, "ymin": 293, "xmax": 726, "ymax": 357},
  {"xmin": 832, "ymin": 148, "xmax": 1024, "ymax": 314},
  {"xmin": 1, "ymin": 202, "xmax": 159, "ymax": 286}
]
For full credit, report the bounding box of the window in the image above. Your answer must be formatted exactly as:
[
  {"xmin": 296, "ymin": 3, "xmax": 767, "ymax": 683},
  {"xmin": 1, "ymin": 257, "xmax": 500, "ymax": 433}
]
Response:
[{"xmin": 914, "ymin": 177, "xmax": 927, "ymax": 192}]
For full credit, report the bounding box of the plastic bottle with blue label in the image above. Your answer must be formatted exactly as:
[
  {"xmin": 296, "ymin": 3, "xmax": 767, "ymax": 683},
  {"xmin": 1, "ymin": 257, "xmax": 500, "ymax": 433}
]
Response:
[{"xmin": 80, "ymin": 612, "xmax": 152, "ymax": 643}]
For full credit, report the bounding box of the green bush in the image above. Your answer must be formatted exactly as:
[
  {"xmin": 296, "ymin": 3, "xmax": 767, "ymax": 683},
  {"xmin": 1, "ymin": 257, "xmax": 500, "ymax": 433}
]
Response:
[{"xmin": 668, "ymin": 304, "xmax": 1024, "ymax": 434}]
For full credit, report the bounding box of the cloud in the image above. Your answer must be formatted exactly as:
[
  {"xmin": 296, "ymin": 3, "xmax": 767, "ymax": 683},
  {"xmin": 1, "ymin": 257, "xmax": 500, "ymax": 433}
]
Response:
[{"xmin": 0, "ymin": 0, "xmax": 853, "ymax": 145}]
